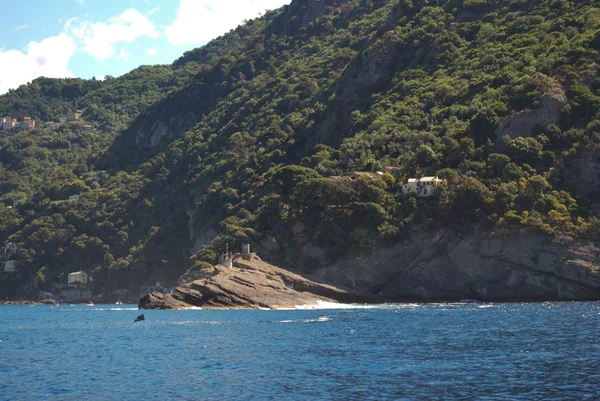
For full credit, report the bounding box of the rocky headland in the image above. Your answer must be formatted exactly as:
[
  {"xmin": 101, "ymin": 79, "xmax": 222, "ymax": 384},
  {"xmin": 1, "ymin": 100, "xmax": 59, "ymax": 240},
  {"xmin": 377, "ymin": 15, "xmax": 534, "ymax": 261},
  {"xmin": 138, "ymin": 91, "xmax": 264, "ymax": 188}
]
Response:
[
  {"xmin": 140, "ymin": 229, "xmax": 600, "ymax": 310},
  {"xmin": 138, "ymin": 258, "xmax": 369, "ymax": 310}
]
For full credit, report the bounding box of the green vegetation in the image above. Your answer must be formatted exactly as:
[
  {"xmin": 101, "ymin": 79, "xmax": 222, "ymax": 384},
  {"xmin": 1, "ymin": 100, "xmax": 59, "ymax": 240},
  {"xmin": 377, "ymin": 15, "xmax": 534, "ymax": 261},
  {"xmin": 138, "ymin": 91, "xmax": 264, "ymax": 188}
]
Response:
[{"xmin": 1, "ymin": 0, "xmax": 599, "ymax": 298}]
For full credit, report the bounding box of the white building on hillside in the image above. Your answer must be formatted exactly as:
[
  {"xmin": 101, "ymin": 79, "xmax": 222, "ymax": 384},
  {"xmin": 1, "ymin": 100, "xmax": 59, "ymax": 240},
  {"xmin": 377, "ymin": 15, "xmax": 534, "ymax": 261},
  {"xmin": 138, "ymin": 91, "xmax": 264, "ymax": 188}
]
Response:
[
  {"xmin": 402, "ymin": 176, "xmax": 445, "ymax": 196},
  {"xmin": 68, "ymin": 271, "xmax": 90, "ymax": 286},
  {"xmin": 3, "ymin": 242, "xmax": 18, "ymax": 259},
  {"xmin": 1, "ymin": 117, "xmax": 15, "ymax": 130}
]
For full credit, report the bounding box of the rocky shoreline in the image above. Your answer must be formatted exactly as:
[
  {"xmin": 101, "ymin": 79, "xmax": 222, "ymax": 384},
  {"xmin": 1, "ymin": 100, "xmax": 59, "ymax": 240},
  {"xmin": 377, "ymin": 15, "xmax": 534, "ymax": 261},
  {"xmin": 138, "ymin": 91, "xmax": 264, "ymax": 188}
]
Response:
[
  {"xmin": 139, "ymin": 258, "xmax": 374, "ymax": 310},
  {"xmin": 140, "ymin": 231, "xmax": 600, "ymax": 310},
  {"xmin": 0, "ymin": 299, "xmax": 59, "ymax": 306}
]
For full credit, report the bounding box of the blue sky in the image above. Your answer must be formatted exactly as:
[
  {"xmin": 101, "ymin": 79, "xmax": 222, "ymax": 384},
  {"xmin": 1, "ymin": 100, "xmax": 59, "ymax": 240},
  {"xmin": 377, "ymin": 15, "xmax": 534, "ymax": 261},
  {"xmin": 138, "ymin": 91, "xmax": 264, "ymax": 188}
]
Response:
[{"xmin": 0, "ymin": 0, "xmax": 291, "ymax": 94}]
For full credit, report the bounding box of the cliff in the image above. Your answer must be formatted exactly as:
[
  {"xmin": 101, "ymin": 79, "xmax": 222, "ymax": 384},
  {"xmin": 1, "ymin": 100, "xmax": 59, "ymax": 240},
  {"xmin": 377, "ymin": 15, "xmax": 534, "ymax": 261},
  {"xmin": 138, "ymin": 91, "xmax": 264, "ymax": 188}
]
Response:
[
  {"xmin": 140, "ymin": 229, "xmax": 600, "ymax": 309},
  {"xmin": 314, "ymin": 229, "xmax": 600, "ymax": 302}
]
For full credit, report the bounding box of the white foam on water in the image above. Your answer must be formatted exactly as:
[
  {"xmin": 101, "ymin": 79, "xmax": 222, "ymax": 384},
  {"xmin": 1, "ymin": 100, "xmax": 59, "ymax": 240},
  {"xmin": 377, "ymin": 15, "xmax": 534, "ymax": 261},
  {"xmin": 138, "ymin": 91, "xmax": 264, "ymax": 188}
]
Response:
[
  {"xmin": 293, "ymin": 301, "xmax": 382, "ymax": 310},
  {"xmin": 478, "ymin": 304, "xmax": 496, "ymax": 309},
  {"xmin": 279, "ymin": 320, "xmax": 295, "ymax": 323},
  {"xmin": 109, "ymin": 308, "xmax": 138, "ymax": 311},
  {"xmin": 304, "ymin": 316, "xmax": 331, "ymax": 323}
]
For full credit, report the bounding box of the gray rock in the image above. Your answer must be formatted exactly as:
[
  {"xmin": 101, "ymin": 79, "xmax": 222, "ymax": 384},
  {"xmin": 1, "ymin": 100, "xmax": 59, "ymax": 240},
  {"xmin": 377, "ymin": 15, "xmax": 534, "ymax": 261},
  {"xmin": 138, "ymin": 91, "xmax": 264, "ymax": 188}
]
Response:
[
  {"xmin": 314, "ymin": 229, "xmax": 600, "ymax": 302},
  {"xmin": 495, "ymin": 92, "xmax": 566, "ymax": 141},
  {"xmin": 139, "ymin": 258, "xmax": 368, "ymax": 310}
]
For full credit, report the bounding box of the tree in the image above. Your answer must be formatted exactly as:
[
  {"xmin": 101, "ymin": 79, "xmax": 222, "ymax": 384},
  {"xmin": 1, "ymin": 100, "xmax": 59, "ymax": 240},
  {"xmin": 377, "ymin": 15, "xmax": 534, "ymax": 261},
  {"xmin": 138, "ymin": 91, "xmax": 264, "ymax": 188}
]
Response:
[
  {"xmin": 502, "ymin": 162, "xmax": 523, "ymax": 181},
  {"xmin": 488, "ymin": 153, "xmax": 511, "ymax": 177},
  {"xmin": 470, "ymin": 108, "xmax": 497, "ymax": 145},
  {"xmin": 526, "ymin": 175, "xmax": 551, "ymax": 196},
  {"xmin": 415, "ymin": 144, "xmax": 438, "ymax": 166},
  {"xmin": 446, "ymin": 177, "xmax": 491, "ymax": 222},
  {"xmin": 506, "ymin": 136, "xmax": 543, "ymax": 165}
]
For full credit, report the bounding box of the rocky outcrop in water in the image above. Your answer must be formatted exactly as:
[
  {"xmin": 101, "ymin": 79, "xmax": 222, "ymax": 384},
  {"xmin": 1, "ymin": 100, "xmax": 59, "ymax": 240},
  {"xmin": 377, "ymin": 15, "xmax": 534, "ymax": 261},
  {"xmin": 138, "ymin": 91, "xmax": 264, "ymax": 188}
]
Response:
[{"xmin": 139, "ymin": 258, "xmax": 364, "ymax": 310}]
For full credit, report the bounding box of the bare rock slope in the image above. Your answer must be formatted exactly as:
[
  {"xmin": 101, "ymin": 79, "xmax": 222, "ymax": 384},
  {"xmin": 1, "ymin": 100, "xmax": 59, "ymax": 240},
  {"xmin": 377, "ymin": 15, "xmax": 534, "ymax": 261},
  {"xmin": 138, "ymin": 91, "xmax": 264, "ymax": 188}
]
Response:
[
  {"xmin": 139, "ymin": 258, "xmax": 363, "ymax": 310},
  {"xmin": 315, "ymin": 229, "xmax": 600, "ymax": 302}
]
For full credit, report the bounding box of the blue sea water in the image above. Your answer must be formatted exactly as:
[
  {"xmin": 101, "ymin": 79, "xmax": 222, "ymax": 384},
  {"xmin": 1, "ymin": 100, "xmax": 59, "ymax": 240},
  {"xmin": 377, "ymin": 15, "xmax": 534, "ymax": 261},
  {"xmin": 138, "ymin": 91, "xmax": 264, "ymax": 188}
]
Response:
[{"xmin": 1, "ymin": 302, "xmax": 599, "ymax": 401}]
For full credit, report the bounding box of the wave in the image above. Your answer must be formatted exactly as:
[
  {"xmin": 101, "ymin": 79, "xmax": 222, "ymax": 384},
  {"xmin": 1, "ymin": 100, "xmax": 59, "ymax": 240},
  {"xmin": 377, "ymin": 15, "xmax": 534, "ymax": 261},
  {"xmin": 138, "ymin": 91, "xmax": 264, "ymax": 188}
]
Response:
[
  {"xmin": 293, "ymin": 301, "xmax": 383, "ymax": 310},
  {"xmin": 304, "ymin": 316, "xmax": 331, "ymax": 323}
]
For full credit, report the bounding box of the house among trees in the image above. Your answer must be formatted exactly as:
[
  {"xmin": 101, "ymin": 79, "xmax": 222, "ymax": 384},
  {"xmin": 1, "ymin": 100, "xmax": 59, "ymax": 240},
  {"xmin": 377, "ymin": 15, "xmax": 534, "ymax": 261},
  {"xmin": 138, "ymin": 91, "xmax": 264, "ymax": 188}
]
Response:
[
  {"xmin": 402, "ymin": 176, "xmax": 445, "ymax": 196},
  {"xmin": 3, "ymin": 242, "xmax": 18, "ymax": 259},
  {"xmin": 43, "ymin": 121, "xmax": 61, "ymax": 131},
  {"xmin": 68, "ymin": 271, "xmax": 90, "ymax": 286},
  {"xmin": 67, "ymin": 110, "xmax": 82, "ymax": 121},
  {"xmin": 1, "ymin": 117, "xmax": 15, "ymax": 130},
  {"xmin": 0, "ymin": 117, "xmax": 35, "ymax": 130},
  {"xmin": 379, "ymin": 166, "xmax": 401, "ymax": 177},
  {"xmin": 23, "ymin": 117, "xmax": 35, "ymax": 129},
  {"xmin": 4, "ymin": 260, "xmax": 18, "ymax": 273},
  {"xmin": 350, "ymin": 172, "xmax": 373, "ymax": 179}
]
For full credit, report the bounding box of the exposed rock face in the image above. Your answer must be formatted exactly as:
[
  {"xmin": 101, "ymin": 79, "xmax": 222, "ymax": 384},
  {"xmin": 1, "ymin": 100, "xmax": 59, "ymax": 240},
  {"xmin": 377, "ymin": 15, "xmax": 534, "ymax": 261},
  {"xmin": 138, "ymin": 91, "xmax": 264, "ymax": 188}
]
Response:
[
  {"xmin": 495, "ymin": 93, "xmax": 566, "ymax": 140},
  {"xmin": 141, "ymin": 229, "xmax": 600, "ymax": 309},
  {"xmin": 567, "ymin": 150, "xmax": 600, "ymax": 198},
  {"xmin": 314, "ymin": 229, "xmax": 600, "ymax": 302},
  {"xmin": 134, "ymin": 112, "xmax": 198, "ymax": 148},
  {"xmin": 139, "ymin": 258, "xmax": 365, "ymax": 310}
]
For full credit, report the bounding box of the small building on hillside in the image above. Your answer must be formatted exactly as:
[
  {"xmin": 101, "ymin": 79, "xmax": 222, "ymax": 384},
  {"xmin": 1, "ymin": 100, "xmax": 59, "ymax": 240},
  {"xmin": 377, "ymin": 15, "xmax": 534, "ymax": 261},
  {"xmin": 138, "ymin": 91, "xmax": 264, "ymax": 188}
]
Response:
[
  {"xmin": 82, "ymin": 125, "xmax": 93, "ymax": 131},
  {"xmin": 1, "ymin": 117, "xmax": 15, "ymax": 130},
  {"xmin": 68, "ymin": 271, "xmax": 90, "ymax": 286},
  {"xmin": 4, "ymin": 260, "xmax": 18, "ymax": 273},
  {"xmin": 379, "ymin": 166, "xmax": 401, "ymax": 177},
  {"xmin": 44, "ymin": 122, "xmax": 61, "ymax": 131},
  {"xmin": 402, "ymin": 176, "xmax": 445, "ymax": 196},
  {"xmin": 3, "ymin": 242, "xmax": 18, "ymax": 259},
  {"xmin": 67, "ymin": 110, "xmax": 82, "ymax": 121},
  {"xmin": 241, "ymin": 244, "xmax": 257, "ymax": 261},
  {"xmin": 68, "ymin": 195, "xmax": 81, "ymax": 201},
  {"xmin": 23, "ymin": 117, "xmax": 35, "ymax": 129},
  {"xmin": 350, "ymin": 172, "xmax": 373, "ymax": 180}
]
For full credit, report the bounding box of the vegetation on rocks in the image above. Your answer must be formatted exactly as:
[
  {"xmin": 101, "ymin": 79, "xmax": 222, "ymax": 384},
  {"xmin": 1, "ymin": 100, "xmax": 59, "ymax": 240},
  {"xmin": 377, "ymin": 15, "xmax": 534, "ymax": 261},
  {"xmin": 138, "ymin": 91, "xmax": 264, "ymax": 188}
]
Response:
[{"xmin": 1, "ymin": 0, "xmax": 599, "ymax": 298}]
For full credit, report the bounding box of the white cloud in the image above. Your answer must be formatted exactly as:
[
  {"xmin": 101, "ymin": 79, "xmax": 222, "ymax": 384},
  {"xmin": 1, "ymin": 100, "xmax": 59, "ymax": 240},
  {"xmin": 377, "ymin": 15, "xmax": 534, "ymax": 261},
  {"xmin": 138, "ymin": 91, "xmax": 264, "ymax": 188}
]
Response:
[
  {"xmin": 165, "ymin": 0, "xmax": 290, "ymax": 46},
  {"xmin": 117, "ymin": 48, "xmax": 130, "ymax": 61},
  {"xmin": 145, "ymin": 47, "xmax": 157, "ymax": 56},
  {"xmin": 67, "ymin": 8, "xmax": 159, "ymax": 61},
  {"xmin": 0, "ymin": 34, "xmax": 76, "ymax": 95},
  {"xmin": 15, "ymin": 24, "xmax": 30, "ymax": 31}
]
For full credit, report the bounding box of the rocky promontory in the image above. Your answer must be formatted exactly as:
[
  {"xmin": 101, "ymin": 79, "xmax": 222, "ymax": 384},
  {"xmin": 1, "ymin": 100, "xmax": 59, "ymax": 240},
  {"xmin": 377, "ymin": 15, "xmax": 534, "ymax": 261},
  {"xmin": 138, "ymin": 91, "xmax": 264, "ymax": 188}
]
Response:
[
  {"xmin": 139, "ymin": 258, "xmax": 367, "ymax": 310},
  {"xmin": 140, "ymin": 229, "xmax": 600, "ymax": 310}
]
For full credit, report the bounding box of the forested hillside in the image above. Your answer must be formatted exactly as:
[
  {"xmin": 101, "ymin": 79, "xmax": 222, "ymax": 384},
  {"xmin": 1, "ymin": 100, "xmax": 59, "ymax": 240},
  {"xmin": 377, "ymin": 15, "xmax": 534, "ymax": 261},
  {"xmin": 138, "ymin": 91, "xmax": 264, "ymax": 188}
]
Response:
[{"xmin": 1, "ymin": 0, "xmax": 599, "ymax": 298}]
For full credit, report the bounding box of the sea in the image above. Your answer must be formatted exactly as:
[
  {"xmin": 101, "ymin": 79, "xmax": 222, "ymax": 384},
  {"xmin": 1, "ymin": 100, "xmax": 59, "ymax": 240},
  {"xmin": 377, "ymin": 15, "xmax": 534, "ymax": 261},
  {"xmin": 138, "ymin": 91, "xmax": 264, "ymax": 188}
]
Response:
[{"xmin": 1, "ymin": 302, "xmax": 599, "ymax": 401}]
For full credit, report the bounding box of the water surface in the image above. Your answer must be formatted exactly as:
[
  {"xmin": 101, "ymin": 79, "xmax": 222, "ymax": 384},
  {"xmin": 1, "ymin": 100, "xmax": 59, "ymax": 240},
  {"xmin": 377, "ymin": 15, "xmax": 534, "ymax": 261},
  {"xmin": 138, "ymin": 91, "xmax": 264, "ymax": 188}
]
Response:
[{"xmin": 1, "ymin": 302, "xmax": 599, "ymax": 400}]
